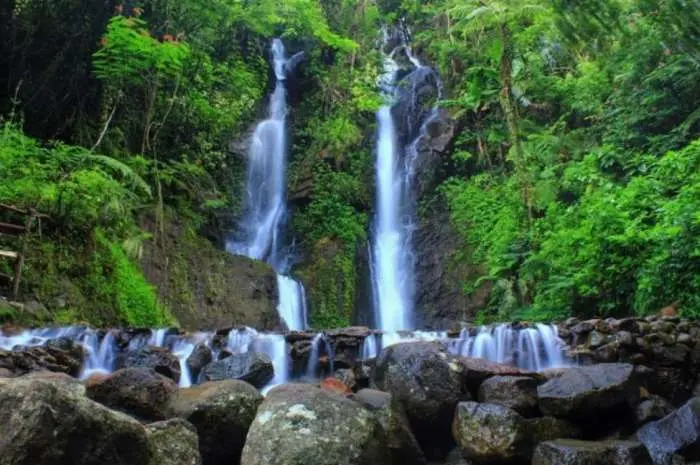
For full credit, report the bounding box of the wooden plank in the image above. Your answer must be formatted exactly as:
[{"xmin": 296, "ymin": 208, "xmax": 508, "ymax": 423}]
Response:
[
  {"xmin": 0, "ymin": 250, "xmax": 19, "ymax": 259},
  {"xmin": 12, "ymin": 253, "xmax": 24, "ymax": 299},
  {"xmin": 0, "ymin": 222, "xmax": 26, "ymax": 235},
  {"xmin": 0, "ymin": 203, "xmax": 27, "ymax": 215}
]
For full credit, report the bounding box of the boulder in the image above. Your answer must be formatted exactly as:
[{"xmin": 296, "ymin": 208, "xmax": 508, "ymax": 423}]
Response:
[
  {"xmin": 124, "ymin": 346, "xmax": 181, "ymax": 383},
  {"xmin": 167, "ymin": 380, "xmax": 262, "ymax": 465},
  {"xmin": 452, "ymin": 401, "xmax": 532, "ymax": 463},
  {"xmin": 528, "ymin": 416, "xmax": 582, "ymax": 443},
  {"xmin": 186, "ymin": 343, "xmax": 212, "ymax": 383},
  {"xmin": 478, "ymin": 375, "xmax": 539, "ymax": 417},
  {"xmin": 635, "ymin": 396, "xmax": 675, "ymax": 427},
  {"xmin": 333, "ymin": 368, "xmax": 358, "ymax": 391},
  {"xmin": 637, "ymin": 397, "xmax": 700, "ymax": 465},
  {"xmin": 533, "ymin": 439, "xmax": 653, "ymax": 465},
  {"xmin": 459, "ymin": 356, "xmax": 538, "ymax": 394},
  {"xmin": 537, "ymin": 363, "xmax": 639, "ymax": 419},
  {"xmin": 0, "ymin": 337, "xmax": 86, "ymax": 377},
  {"xmin": 321, "ymin": 377, "xmax": 352, "ymax": 396},
  {"xmin": 86, "ymin": 368, "xmax": 178, "ymax": 421},
  {"xmin": 146, "ymin": 418, "xmax": 201, "ymax": 465},
  {"xmin": 240, "ymin": 384, "xmax": 389, "ymax": 465},
  {"xmin": 200, "ymin": 351, "xmax": 273, "ymax": 388},
  {"xmin": 372, "ymin": 341, "xmax": 466, "ymax": 459},
  {"xmin": 354, "ymin": 388, "xmax": 427, "ymax": 465},
  {"xmin": 0, "ymin": 377, "xmax": 150, "ymax": 465}
]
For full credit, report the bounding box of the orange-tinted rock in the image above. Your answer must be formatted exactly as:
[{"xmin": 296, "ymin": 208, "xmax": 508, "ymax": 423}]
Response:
[{"xmin": 321, "ymin": 377, "xmax": 352, "ymax": 396}]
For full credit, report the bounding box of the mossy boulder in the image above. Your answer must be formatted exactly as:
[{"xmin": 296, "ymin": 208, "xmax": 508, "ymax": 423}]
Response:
[
  {"xmin": 241, "ymin": 384, "xmax": 389, "ymax": 465},
  {"xmin": 0, "ymin": 377, "xmax": 150, "ymax": 465}
]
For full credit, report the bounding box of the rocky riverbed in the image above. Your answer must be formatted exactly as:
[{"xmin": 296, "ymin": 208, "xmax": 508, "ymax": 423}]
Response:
[{"xmin": 1, "ymin": 316, "xmax": 700, "ymax": 465}]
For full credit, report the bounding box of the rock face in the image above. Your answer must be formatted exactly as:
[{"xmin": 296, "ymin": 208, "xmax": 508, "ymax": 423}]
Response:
[
  {"xmin": 124, "ymin": 346, "xmax": 181, "ymax": 383},
  {"xmin": 146, "ymin": 419, "xmax": 201, "ymax": 465},
  {"xmin": 167, "ymin": 380, "xmax": 262, "ymax": 465},
  {"xmin": 537, "ymin": 363, "xmax": 639, "ymax": 418},
  {"xmin": 478, "ymin": 375, "xmax": 540, "ymax": 417},
  {"xmin": 86, "ymin": 368, "xmax": 178, "ymax": 421},
  {"xmin": 0, "ymin": 337, "xmax": 86, "ymax": 377},
  {"xmin": 0, "ymin": 377, "xmax": 150, "ymax": 465},
  {"xmin": 635, "ymin": 395, "xmax": 675, "ymax": 427},
  {"xmin": 140, "ymin": 214, "xmax": 281, "ymax": 331},
  {"xmin": 241, "ymin": 384, "xmax": 389, "ymax": 465},
  {"xmin": 200, "ymin": 351, "xmax": 273, "ymax": 388},
  {"xmin": 637, "ymin": 397, "xmax": 700, "ymax": 465},
  {"xmin": 460, "ymin": 356, "xmax": 538, "ymax": 394},
  {"xmin": 372, "ymin": 341, "xmax": 466, "ymax": 459},
  {"xmin": 453, "ymin": 401, "xmax": 531, "ymax": 463},
  {"xmin": 353, "ymin": 388, "xmax": 427, "ymax": 465},
  {"xmin": 186, "ymin": 343, "xmax": 212, "ymax": 383},
  {"xmin": 413, "ymin": 203, "xmax": 478, "ymax": 330},
  {"xmin": 532, "ymin": 439, "xmax": 653, "ymax": 465}
]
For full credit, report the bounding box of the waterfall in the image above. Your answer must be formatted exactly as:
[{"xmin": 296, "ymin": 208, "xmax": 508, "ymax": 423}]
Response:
[
  {"xmin": 227, "ymin": 38, "xmax": 307, "ymax": 332},
  {"xmin": 371, "ymin": 27, "xmax": 441, "ymax": 332},
  {"xmin": 449, "ymin": 324, "xmax": 570, "ymax": 371},
  {"xmin": 361, "ymin": 333, "xmax": 378, "ymax": 360}
]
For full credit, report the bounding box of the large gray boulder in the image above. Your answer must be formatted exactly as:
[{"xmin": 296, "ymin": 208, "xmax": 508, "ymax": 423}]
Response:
[
  {"xmin": 532, "ymin": 439, "xmax": 653, "ymax": 465},
  {"xmin": 200, "ymin": 351, "xmax": 273, "ymax": 388},
  {"xmin": 167, "ymin": 380, "xmax": 262, "ymax": 465},
  {"xmin": 537, "ymin": 363, "xmax": 639, "ymax": 418},
  {"xmin": 635, "ymin": 395, "xmax": 675, "ymax": 427},
  {"xmin": 124, "ymin": 346, "xmax": 181, "ymax": 383},
  {"xmin": 372, "ymin": 341, "xmax": 465, "ymax": 459},
  {"xmin": 0, "ymin": 377, "xmax": 150, "ymax": 465},
  {"xmin": 453, "ymin": 401, "xmax": 581, "ymax": 463},
  {"xmin": 86, "ymin": 368, "xmax": 178, "ymax": 421},
  {"xmin": 241, "ymin": 384, "xmax": 389, "ymax": 465},
  {"xmin": 637, "ymin": 397, "xmax": 700, "ymax": 465},
  {"xmin": 478, "ymin": 375, "xmax": 539, "ymax": 417},
  {"xmin": 146, "ymin": 418, "xmax": 201, "ymax": 465},
  {"xmin": 353, "ymin": 388, "xmax": 426, "ymax": 465},
  {"xmin": 452, "ymin": 401, "xmax": 530, "ymax": 463}
]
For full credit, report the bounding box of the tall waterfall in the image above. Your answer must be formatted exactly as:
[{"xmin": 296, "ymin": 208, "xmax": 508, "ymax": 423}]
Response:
[
  {"xmin": 228, "ymin": 39, "xmax": 307, "ymax": 332},
  {"xmin": 371, "ymin": 29, "xmax": 438, "ymax": 332}
]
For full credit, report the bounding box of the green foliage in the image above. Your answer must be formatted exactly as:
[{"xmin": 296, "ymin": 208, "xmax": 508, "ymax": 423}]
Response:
[
  {"xmin": 93, "ymin": 16, "xmax": 190, "ymax": 86},
  {"xmin": 103, "ymin": 233, "xmax": 174, "ymax": 327}
]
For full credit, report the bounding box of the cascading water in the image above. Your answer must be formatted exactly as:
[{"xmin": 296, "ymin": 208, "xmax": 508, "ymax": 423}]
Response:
[
  {"xmin": 371, "ymin": 28, "xmax": 441, "ymax": 336},
  {"xmin": 227, "ymin": 39, "xmax": 306, "ymax": 336},
  {"xmin": 450, "ymin": 323, "xmax": 569, "ymax": 371}
]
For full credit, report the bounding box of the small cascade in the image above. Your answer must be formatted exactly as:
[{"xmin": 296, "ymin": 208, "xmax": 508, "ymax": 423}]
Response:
[
  {"xmin": 253, "ymin": 334, "xmax": 290, "ymax": 394},
  {"xmin": 305, "ymin": 333, "xmax": 324, "ymax": 378},
  {"xmin": 81, "ymin": 330, "xmax": 117, "ymax": 378},
  {"xmin": 450, "ymin": 324, "xmax": 569, "ymax": 371},
  {"xmin": 227, "ymin": 38, "xmax": 307, "ymax": 332},
  {"xmin": 360, "ymin": 333, "xmax": 378, "ymax": 360},
  {"xmin": 148, "ymin": 328, "xmax": 168, "ymax": 347},
  {"xmin": 225, "ymin": 327, "xmax": 292, "ymax": 392}
]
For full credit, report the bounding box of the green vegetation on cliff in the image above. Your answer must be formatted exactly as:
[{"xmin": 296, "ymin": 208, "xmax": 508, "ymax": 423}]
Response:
[{"xmin": 1, "ymin": 0, "xmax": 698, "ymax": 327}]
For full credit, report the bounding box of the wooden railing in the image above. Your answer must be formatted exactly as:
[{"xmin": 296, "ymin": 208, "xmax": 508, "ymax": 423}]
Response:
[{"xmin": 0, "ymin": 203, "xmax": 47, "ymax": 299}]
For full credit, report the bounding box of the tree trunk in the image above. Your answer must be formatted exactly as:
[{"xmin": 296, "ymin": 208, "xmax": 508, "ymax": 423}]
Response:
[{"xmin": 499, "ymin": 23, "xmax": 532, "ymax": 221}]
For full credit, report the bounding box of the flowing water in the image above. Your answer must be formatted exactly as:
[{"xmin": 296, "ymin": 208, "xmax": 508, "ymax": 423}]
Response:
[
  {"xmin": 227, "ymin": 39, "xmax": 307, "ymax": 336},
  {"xmin": 449, "ymin": 323, "xmax": 569, "ymax": 371},
  {"xmin": 371, "ymin": 28, "xmax": 441, "ymax": 333}
]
